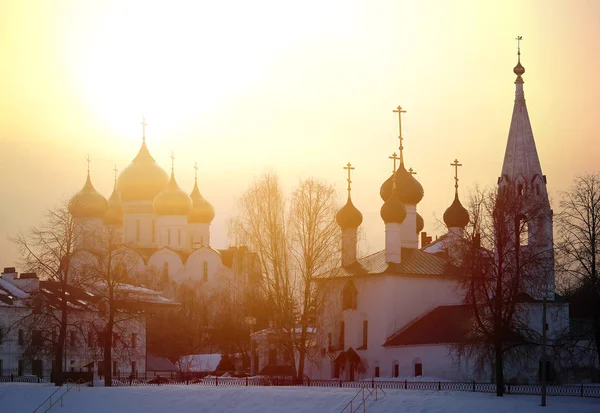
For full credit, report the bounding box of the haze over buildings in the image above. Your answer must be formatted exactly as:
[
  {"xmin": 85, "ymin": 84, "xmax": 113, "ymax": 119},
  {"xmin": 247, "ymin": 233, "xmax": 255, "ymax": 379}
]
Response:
[{"xmin": 1, "ymin": 0, "xmax": 599, "ymax": 266}]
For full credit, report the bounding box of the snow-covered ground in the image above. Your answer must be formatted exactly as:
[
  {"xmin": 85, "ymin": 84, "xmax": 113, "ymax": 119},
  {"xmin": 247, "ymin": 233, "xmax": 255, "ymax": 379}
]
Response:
[{"xmin": 1, "ymin": 383, "xmax": 599, "ymax": 413}]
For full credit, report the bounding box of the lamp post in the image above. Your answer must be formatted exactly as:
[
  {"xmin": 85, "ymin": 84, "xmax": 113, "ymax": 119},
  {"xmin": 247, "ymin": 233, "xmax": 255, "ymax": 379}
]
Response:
[
  {"xmin": 541, "ymin": 284, "xmax": 549, "ymax": 407},
  {"xmin": 245, "ymin": 316, "xmax": 257, "ymax": 376}
]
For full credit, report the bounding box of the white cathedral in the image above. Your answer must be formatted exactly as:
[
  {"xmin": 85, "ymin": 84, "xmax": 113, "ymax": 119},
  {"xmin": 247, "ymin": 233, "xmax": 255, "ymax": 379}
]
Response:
[
  {"xmin": 312, "ymin": 51, "xmax": 569, "ymax": 382},
  {"xmin": 67, "ymin": 122, "xmax": 259, "ymax": 292}
]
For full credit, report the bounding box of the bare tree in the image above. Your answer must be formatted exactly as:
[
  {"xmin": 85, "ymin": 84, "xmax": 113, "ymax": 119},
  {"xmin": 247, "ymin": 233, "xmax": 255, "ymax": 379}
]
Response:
[
  {"xmin": 11, "ymin": 204, "xmax": 83, "ymax": 376},
  {"xmin": 453, "ymin": 186, "xmax": 550, "ymax": 395},
  {"xmin": 230, "ymin": 173, "xmax": 339, "ymax": 379},
  {"xmin": 556, "ymin": 173, "xmax": 600, "ymax": 371}
]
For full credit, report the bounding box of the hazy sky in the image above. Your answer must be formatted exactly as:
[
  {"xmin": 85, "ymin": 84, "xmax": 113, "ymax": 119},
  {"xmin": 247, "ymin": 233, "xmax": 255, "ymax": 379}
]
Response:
[{"xmin": 1, "ymin": 0, "xmax": 599, "ymax": 267}]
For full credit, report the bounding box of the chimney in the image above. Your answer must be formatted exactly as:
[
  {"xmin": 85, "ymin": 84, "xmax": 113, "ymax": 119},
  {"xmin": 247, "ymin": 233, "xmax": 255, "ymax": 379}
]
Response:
[
  {"xmin": 1, "ymin": 267, "xmax": 18, "ymax": 282},
  {"xmin": 420, "ymin": 232, "xmax": 432, "ymax": 248}
]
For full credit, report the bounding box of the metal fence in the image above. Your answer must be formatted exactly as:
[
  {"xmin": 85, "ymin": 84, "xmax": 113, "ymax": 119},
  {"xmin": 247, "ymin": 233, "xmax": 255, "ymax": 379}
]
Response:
[{"xmin": 2, "ymin": 375, "xmax": 599, "ymax": 398}]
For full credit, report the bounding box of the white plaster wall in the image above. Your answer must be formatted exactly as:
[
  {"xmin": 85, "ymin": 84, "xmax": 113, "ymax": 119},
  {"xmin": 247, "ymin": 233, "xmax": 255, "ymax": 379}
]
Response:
[
  {"xmin": 156, "ymin": 215, "xmax": 188, "ymax": 250},
  {"xmin": 123, "ymin": 210, "xmax": 157, "ymax": 248},
  {"xmin": 188, "ymin": 223, "xmax": 211, "ymax": 248},
  {"xmin": 147, "ymin": 249, "xmax": 184, "ymax": 281},
  {"xmin": 399, "ymin": 205, "xmax": 418, "ymax": 249},
  {"xmin": 185, "ymin": 248, "xmax": 226, "ymax": 286}
]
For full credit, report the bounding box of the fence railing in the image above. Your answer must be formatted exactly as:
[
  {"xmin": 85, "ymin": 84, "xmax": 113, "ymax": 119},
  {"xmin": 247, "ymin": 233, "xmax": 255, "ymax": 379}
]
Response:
[
  {"xmin": 101, "ymin": 376, "xmax": 600, "ymax": 398},
  {"xmin": 2, "ymin": 374, "xmax": 599, "ymax": 399}
]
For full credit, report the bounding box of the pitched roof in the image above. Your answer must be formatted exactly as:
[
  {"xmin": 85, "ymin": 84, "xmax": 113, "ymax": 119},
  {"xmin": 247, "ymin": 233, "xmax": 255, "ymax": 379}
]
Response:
[
  {"xmin": 317, "ymin": 248, "xmax": 449, "ymax": 279},
  {"xmin": 147, "ymin": 355, "xmax": 178, "ymax": 372},
  {"xmin": 383, "ymin": 305, "xmax": 472, "ymax": 346}
]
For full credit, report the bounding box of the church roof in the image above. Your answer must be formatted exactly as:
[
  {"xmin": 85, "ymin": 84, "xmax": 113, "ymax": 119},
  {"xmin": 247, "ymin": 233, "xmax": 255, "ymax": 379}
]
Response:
[
  {"xmin": 383, "ymin": 305, "xmax": 472, "ymax": 346},
  {"xmin": 317, "ymin": 248, "xmax": 450, "ymax": 279}
]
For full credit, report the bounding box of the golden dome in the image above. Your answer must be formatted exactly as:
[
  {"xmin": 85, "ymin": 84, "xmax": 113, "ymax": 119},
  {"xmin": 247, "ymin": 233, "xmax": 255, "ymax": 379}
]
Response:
[
  {"xmin": 153, "ymin": 169, "xmax": 193, "ymax": 216},
  {"xmin": 189, "ymin": 177, "xmax": 215, "ymax": 224},
  {"xmin": 117, "ymin": 140, "xmax": 169, "ymax": 202},
  {"xmin": 69, "ymin": 171, "xmax": 108, "ymax": 219},
  {"xmin": 103, "ymin": 181, "xmax": 123, "ymax": 225}
]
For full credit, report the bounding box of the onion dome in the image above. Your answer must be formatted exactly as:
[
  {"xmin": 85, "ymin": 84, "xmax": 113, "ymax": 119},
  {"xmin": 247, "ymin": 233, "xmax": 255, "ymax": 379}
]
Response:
[
  {"xmin": 379, "ymin": 164, "xmax": 424, "ymax": 204},
  {"xmin": 380, "ymin": 190, "xmax": 407, "ymax": 224},
  {"xmin": 443, "ymin": 193, "xmax": 470, "ymax": 229},
  {"xmin": 416, "ymin": 212, "xmax": 424, "ymax": 234},
  {"xmin": 69, "ymin": 171, "xmax": 108, "ymax": 219},
  {"xmin": 103, "ymin": 181, "xmax": 123, "ymax": 225},
  {"xmin": 153, "ymin": 168, "xmax": 193, "ymax": 216},
  {"xmin": 117, "ymin": 140, "xmax": 169, "ymax": 202},
  {"xmin": 189, "ymin": 177, "xmax": 215, "ymax": 224},
  {"xmin": 336, "ymin": 198, "xmax": 363, "ymax": 229}
]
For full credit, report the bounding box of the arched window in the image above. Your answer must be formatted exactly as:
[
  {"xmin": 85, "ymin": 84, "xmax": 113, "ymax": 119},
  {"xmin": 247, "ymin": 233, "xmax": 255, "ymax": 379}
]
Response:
[
  {"xmin": 413, "ymin": 358, "xmax": 423, "ymax": 377},
  {"xmin": 342, "ymin": 281, "xmax": 358, "ymax": 310},
  {"xmin": 178, "ymin": 229, "xmax": 181, "ymax": 245},
  {"xmin": 519, "ymin": 217, "xmax": 529, "ymax": 247},
  {"xmin": 393, "ymin": 361, "xmax": 399, "ymax": 378},
  {"xmin": 167, "ymin": 229, "xmax": 171, "ymax": 245},
  {"xmin": 203, "ymin": 261, "xmax": 208, "ymax": 282},
  {"xmin": 151, "ymin": 220, "xmax": 156, "ymax": 242}
]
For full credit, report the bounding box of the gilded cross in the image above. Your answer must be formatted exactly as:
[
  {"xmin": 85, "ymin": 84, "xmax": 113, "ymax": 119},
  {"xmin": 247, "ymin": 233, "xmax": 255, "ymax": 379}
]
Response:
[
  {"xmin": 170, "ymin": 152, "xmax": 175, "ymax": 171},
  {"xmin": 392, "ymin": 105, "xmax": 407, "ymax": 164},
  {"xmin": 113, "ymin": 164, "xmax": 118, "ymax": 183},
  {"xmin": 86, "ymin": 154, "xmax": 91, "ymax": 173},
  {"xmin": 450, "ymin": 159, "xmax": 462, "ymax": 194},
  {"xmin": 141, "ymin": 116, "xmax": 147, "ymax": 141},
  {"xmin": 343, "ymin": 162, "xmax": 355, "ymax": 197},
  {"xmin": 408, "ymin": 167, "xmax": 417, "ymax": 175},
  {"xmin": 194, "ymin": 161, "xmax": 198, "ymax": 180},
  {"xmin": 389, "ymin": 152, "xmax": 400, "ymax": 173},
  {"xmin": 515, "ymin": 35, "xmax": 522, "ymax": 55}
]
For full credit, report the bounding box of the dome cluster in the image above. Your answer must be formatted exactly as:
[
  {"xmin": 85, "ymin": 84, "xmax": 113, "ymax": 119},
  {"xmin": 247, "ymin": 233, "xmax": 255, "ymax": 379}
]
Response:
[
  {"xmin": 69, "ymin": 140, "xmax": 214, "ymax": 224},
  {"xmin": 379, "ymin": 164, "xmax": 424, "ymax": 205}
]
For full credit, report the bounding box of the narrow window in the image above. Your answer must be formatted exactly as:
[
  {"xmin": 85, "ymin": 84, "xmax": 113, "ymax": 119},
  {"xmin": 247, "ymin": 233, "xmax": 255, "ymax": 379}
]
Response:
[
  {"xmin": 70, "ymin": 331, "xmax": 76, "ymax": 346},
  {"xmin": 178, "ymin": 229, "xmax": 181, "ymax": 245},
  {"xmin": 517, "ymin": 183, "xmax": 524, "ymax": 196},
  {"xmin": 339, "ymin": 321, "xmax": 345, "ymax": 349},
  {"xmin": 342, "ymin": 281, "xmax": 358, "ymax": 310},
  {"xmin": 136, "ymin": 220, "xmax": 140, "ymax": 242},
  {"xmin": 32, "ymin": 360, "xmax": 43, "ymax": 377},
  {"xmin": 113, "ymin": 360, "xmax": 118, "ymax": 376},
  {"xmin": 535, "ymin": 184, "xmax": 540, "ymax": 195},
  {"xmin": 393, "ymin": 362, "xmax": 399, "ymax": 378},
  {"xmin": 132, "ymin": 333, "xmax": 137, "ymax": 348},
  {"xmin": 375, "ymin": 366, "xmax": 380, "ymax": 378},
  {"xmin": 167, "ymin": 229, "xmax": 171, "ymax": 245},
  {"xmin": 32, "ymin": 330, "xmax": 42, "ymax": 346},
  {"xmin": 362, "ymin": 320, "xmax": 368, "ymax": 349},
  {"xmin": 18, "ymin": 359, "xmax": 24, "ymax": 376},
  {"xmin": 520, "ymin": 219, "xmax": 529, "ymax": 247},
  {"xmin": 18, "ymin": 329, "xmax": 24, "ymax": 345},
  {"xmin": 131, "ymin": 361, "xmax": 137, "ymax": 376},
  {"xmin": 0, "ymin": 360, "xmax": 3, "ymax": 375},
  {"xmin": 203, "ymin": 261, "xmax": 208, "ymax": 282},
  {"xmin": 163, "ymin": 262, "xmax": 169, "ymax": 278},
  {"xmin": 0, "ymin": 327, "xmax": 4, "ymax": 345}
]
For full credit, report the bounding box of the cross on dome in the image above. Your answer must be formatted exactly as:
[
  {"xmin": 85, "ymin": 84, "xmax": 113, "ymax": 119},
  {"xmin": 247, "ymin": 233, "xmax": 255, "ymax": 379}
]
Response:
[
  {"xmin": 450, "ymin": 159, "xmax": 462, "ymax": 195},
  {"xmin": 392, "ymin": 105, "xmax": 407, "ymax": 164},
  {"xmin": 389, "ymin": 152, "xmax": 400, "ymax": 174},
  {"xmin": 141, "ymin": 116, "xmax": 147, "ymax": 142},
  {"xmin": 170, "ymin": 152, "xmax": 175, "ymax": 172},
  {"xmin": 408, "ymin": 167, "xmax": 417, "ymax": 175},
  {"xmin": 194, "ymin": 161, "xmax": 198, "ymax": 180},
  {"xmin": 113, "ymin": 164, "xmax": 118, "ymax": 184},
  {"xmin": 343, "ymin": 162, "xmax": 355, "ymax": 198},
  {"xmin": 86, "ymin": 154, "xmax": 91, "ymax": 174}
]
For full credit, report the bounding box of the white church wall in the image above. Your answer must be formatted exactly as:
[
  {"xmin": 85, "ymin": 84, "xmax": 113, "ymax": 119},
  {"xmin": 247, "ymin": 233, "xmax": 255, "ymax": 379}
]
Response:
[
  {"xmin": 147, "ymin": 249, "xmax": 184, "ymax": 282},
  {"xmin": 185, "ymin": 248, "xmax": 227, "ymax": 285},
  {"xmin": 156, "ymin": 215, "xmax": 188, "ymax": 250}
]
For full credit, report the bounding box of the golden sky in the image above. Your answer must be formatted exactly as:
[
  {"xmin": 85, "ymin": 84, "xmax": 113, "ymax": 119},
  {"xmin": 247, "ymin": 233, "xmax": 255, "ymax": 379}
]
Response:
[{"xmin": 1, "ymin": 0, "xmax": 599, "ymax": 267}]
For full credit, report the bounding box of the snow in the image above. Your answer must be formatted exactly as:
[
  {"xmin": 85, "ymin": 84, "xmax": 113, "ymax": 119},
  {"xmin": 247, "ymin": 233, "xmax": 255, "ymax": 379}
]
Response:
[
  {"xmin": 179, "ymin": 353, "xmax": 221, "ymax": 371},
  {"xmin": 1, "ymin": 383, "xmax": 599, "ymax": 413},
  {"xmin": 0, "ymin": 278, "xmax": 29, "ymax": 299}
]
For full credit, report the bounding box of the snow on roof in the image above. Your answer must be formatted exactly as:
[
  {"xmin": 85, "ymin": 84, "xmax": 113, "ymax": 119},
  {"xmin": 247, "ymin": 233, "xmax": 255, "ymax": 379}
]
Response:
[
  {"xmin": 179, "ymin": 354, "xmax": 222, "ymax": 372},
  {"xmin": 0, "ymin": 278, "xmax": 29, "ymax": 299}
]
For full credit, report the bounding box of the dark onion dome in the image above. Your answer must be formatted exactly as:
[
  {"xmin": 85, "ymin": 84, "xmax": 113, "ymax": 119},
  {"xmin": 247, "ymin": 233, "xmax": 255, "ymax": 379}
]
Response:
[
  {"xmin": 69, "ymin": 172, "xmax": 108, "ymax": 219},
  {"xmin": 153, "ymin": 169, "xmax": 193, "ymax": 216},
  {"xmin": 117, "ymin": 140, "xmax": 169, "ymax": 202},
  {"xmin": 380, "ymin": 191, "xmax": 407, "ymax": 224},
  {"xmin": 443, "ymin": 193, "xmax": 470, "ymax": 229},
  {"xmin": 189, "ymin": 178, "xmax": 215, "ymax": 224},
  {"xmin": 103, "ymin": 182, "xmax": 123, "ymax": 225},
  {"xmin": 379, "ymin": 164, "xmax": 424, "ymax": 204},
  {"xmin": 336, "ymin": 198, "xmax": 363, "ymax": 229},
  {"xmin": 416, "ymin": 212, "xmax": 424, "ymax": 234}
]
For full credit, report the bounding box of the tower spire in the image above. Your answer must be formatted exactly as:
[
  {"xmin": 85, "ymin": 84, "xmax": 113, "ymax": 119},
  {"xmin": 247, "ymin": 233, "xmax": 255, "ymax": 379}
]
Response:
[
  {"xmin": 343, "ymin": 162, "xmax": 355, "ymax": 199},
  {"xmin": 392, "ymin": 105, "xmax": 407, "ymax": 165},
  {"xmin": 450, "ymin": 159, "xmax": 462, "ymax": 196},
  {"xmin": 514, "ymin": 35, "xmax": 525, "ymax": 84}
]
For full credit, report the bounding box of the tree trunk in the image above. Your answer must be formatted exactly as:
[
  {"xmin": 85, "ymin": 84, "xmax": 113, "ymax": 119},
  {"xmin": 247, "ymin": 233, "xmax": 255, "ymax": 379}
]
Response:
[
  {"xmin": 54, "ymin": 288, "xmax": 68, "ymax": 377},
  {"xmin": 494, "ymin": 343, "xmax": 504, "ymax": 396},
  {"xmin": 103, "ymin": 314, "xmax": 114, "ymax": 387}
]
